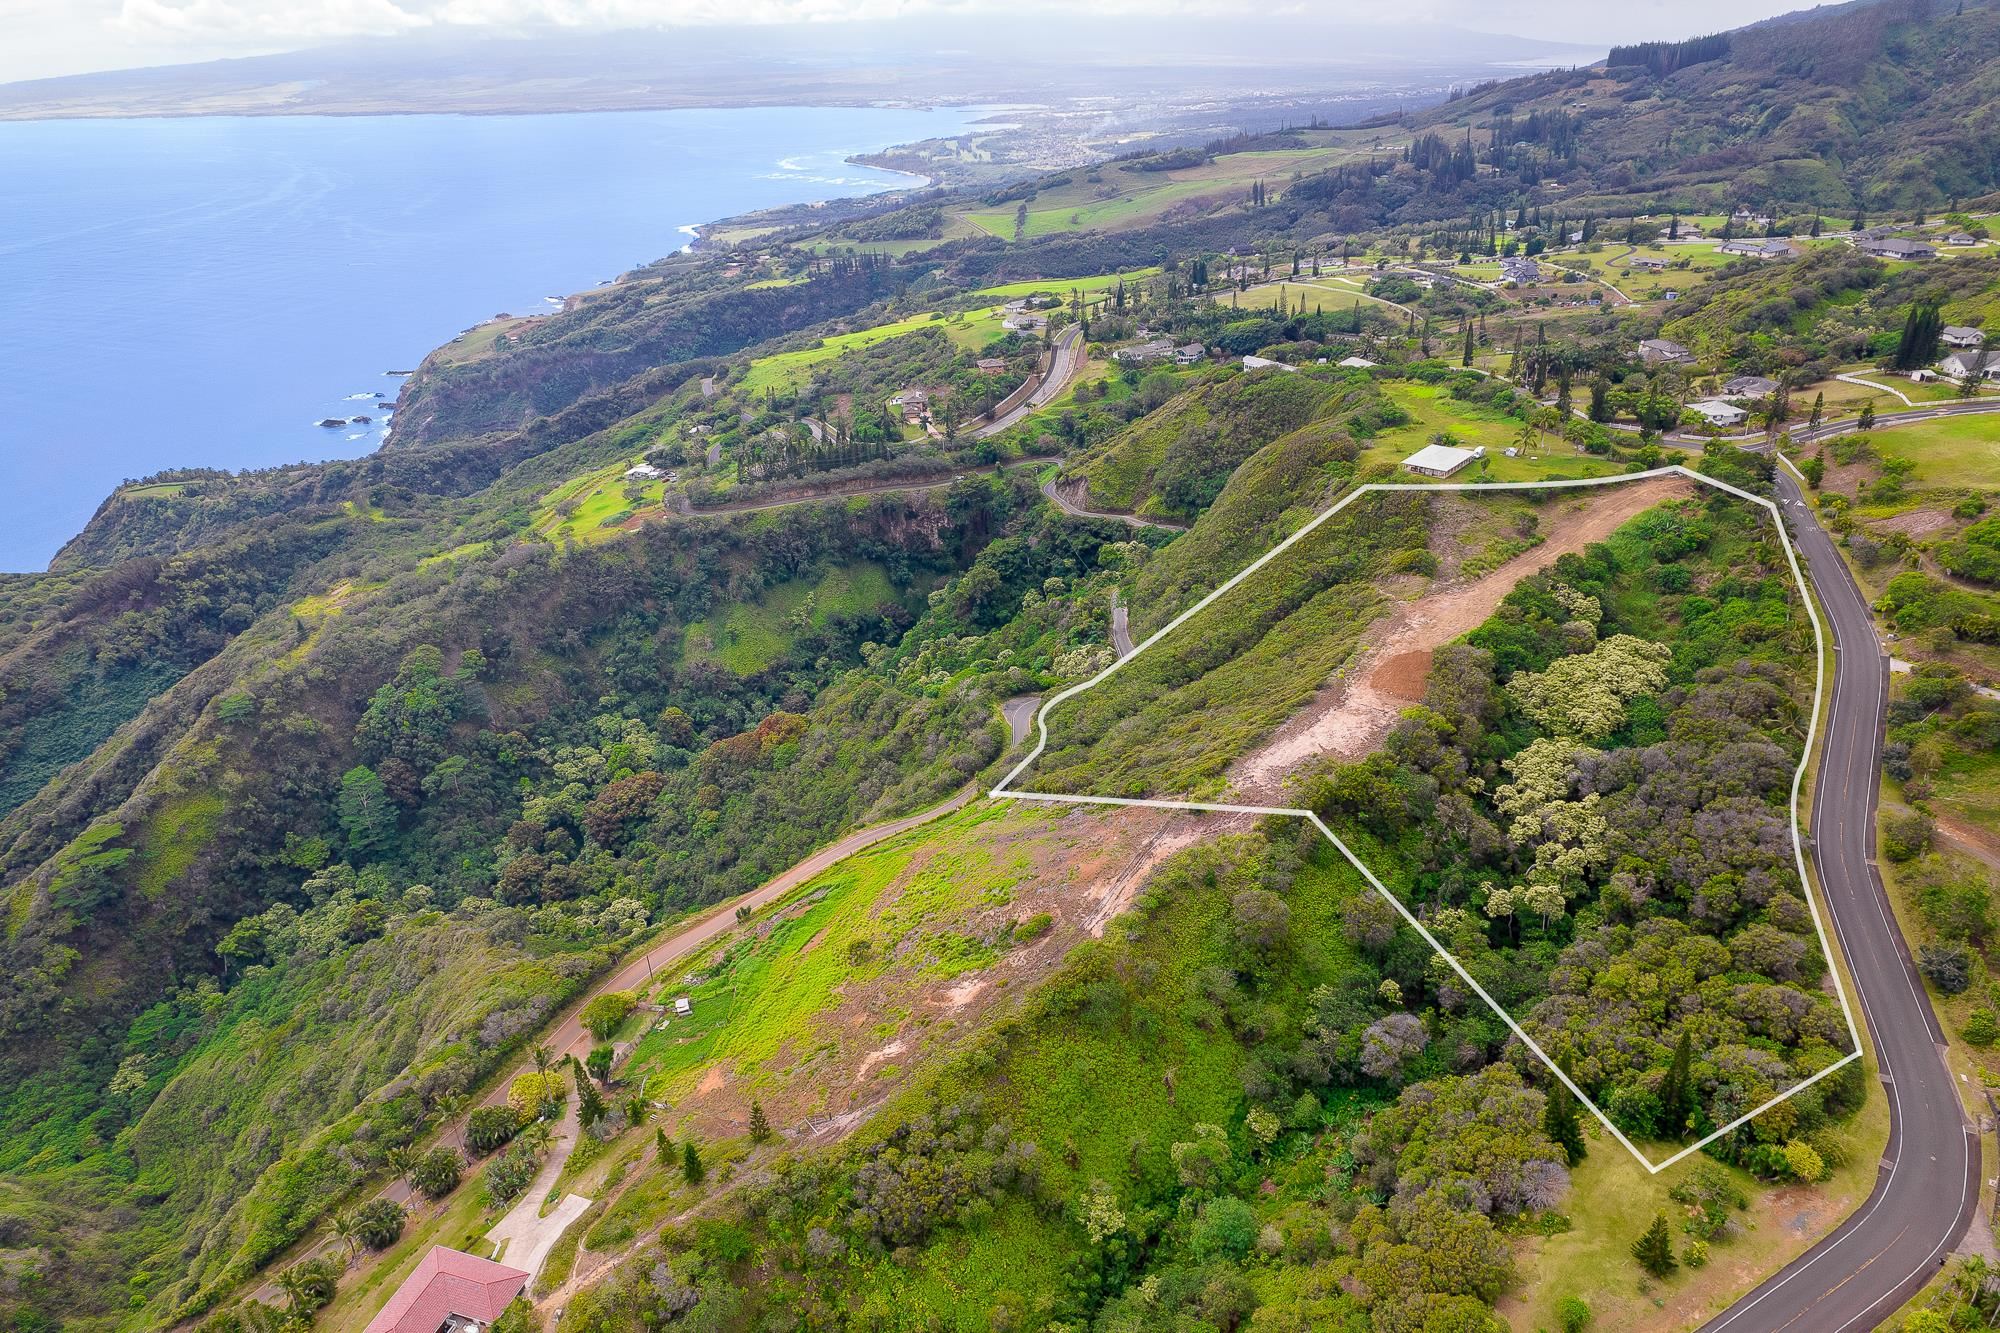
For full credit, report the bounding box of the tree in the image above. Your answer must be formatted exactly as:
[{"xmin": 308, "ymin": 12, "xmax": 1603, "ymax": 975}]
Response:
[
  {"xmin": 580, "ymin": 990, "xmax": 636, "ymax": 1042},
  {"xmin": 1858, "ymin": 402, "xmax": 1876, "ymax": 431},
  {"xmin": 1893, "ymin": 302, "xmax": 1943, "ymax": 371},
  {"xmin": 1543, "ymin": 1065, "xmax": 1588, "ymax": 1165},
  {"xmin": 1557, "ymin": 1295, "xmax": 1592, "ymax": 1332},
  {"xmin": 683, "ymin": 1140, "xmax": 706, "ymax": 1184},
  {"xmin": 410, "ymin": 1146, "xmax": 463, "ymax": 1200},
  {"xmin": 572, "ymin": 1056, "xmax": 607, "ymax": 1128},
  {"xmin": 466, "ymin": 1105, "xmax": 522, "ymax": 1154},
  {"xmin": 1659, "ymin": 1030, "xmax": 1694, "ymax": 1134},
  {"xmin": 327, "ymin": 1209, "xmax": 364, "ymax": 1266},
  {"xmin": 337, "ymin": 765, "xmax": 397, "ymax": 858},
  {"xmin": 585, "ymin": 1044, "xmax": 614, "ymax": 1083},
  {"xmin": 1632, "ymin": 1212, "xmax": 1679, "ymax": 1277},
  {"xmin": 749, "ymin": 1101, "xmax": 772, "ymax": 1144},
  {"xmin": 1461, "ymin": 319, "xmax": 1475, "ymax": 367},
  {"xmin": 1808, "ymin": 391, "xmax": 1824, "ymax": 433},
  {"xmin": 656, "ymin": 1127, "xmax": 673, "ymax": 1165},
  {"xmin": 351, "ymin": 1198, "xmax": 406, "ymax": 1250}
]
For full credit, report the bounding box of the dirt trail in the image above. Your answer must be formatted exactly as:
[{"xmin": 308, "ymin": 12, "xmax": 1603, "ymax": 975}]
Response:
[{"xmin": 1232, "ymin": 475, "xmax": 1693, "ymax": 800}]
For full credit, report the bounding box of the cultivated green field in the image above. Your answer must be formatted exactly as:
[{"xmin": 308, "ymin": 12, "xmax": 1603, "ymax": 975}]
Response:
[{"xmin": 682, "ymin": 561, "xmax": 901, "ymax": 675}]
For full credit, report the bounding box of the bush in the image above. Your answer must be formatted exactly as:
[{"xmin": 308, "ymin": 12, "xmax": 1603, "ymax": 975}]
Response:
[
  {"xmin": 410, "ymin": 1146, "xmax": 463, "ymax": 1200},
  {"xmin": 352, "ymin": 1198, "xmax": 405, "ymax": 1250},
  {"xmin": 484, "ymin": 1141, "xmax": 541, "ymax": 1205},
  {"xmin": 1781, "ymin": 1139, "xmax": 1826, "ymax": 1183},
  {"xmin": 1965, "ymin": 1010, "xmax": 1999, "ymax": 1046},
  {"xmin": 580, "ymin": 990, "xmax": 637, "ymax": 1042},
  {"xmin": 1920, "ymin": 942, "xmax": 1973, "ymax": 995},
  {"xmin": 1557, "ymin": 1295, "xmax": 1592, "ymax": 1333},
  {"xmin": 466, "ymin": 1105, "xmax": 523, "ymax": 1154},
  {"xmin": 507, "ymin": 1071, "xmax": 566, "ymax": 1120},
  {"xmin": 1882, "ymin": 810, "xmax": 1933, "ymax": 862},
  {"xmin": 1191, "ymin": 1195, "xmax": 1260, "ymax": 1261},
  {"xmin": 1013, "ymin": 912, "xmax": 1054, "ymax": 943}
]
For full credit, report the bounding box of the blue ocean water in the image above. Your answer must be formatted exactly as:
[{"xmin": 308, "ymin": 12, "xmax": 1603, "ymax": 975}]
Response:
[{"xmin": 0, "ymin": 106, "xmax": 976, "ymax": 571}]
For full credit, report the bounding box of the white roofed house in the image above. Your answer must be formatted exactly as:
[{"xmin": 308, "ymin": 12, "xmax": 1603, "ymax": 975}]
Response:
[
  {"xmin": 1337, "ymin": 355, "xmax": 1378, "ymax": 369},
  {"xmin": 1638, "ymin": 338, "xmax": 1693, "ymax": 365},
  {"xmin": 1401, "ymin": 442, "xmax": 1483, "ymax": 477},
  {"xmin": 1718, "ymin": 237, "xmax": 1793, "ymax": 259},
  {"xmin": 1939, "ymin": 349, "xmax": 2000, "ymax": 382},
  {"xmin": 1689, "ymin": 398, "xmax": 1749, "ymax": 429},
  {"xmin": 1113, "ymin": 338, "xmax": 1173, "ymax": 364},
  {"xmin": 1241, "ymin": 354, "xmax": 1297, "ymax": 373},
  {"xmin": 1941, "ymin": 326, "xmax": 1986, "ymax": 348}
]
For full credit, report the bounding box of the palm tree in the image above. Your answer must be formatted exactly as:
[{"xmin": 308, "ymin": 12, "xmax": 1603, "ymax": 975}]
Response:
[
  {"xmin": 327, "ymin": 1209, "xmax": 364, "ymax": 1267},
  {"xmin": 530, "ymin": 1043, "xmax": 554, "ymax": 1076},
  {"xmin": 432, "ymin": 1091, "xmax": 469, "ymax": 1146},
  {"xmin": 274, "ymin": 1265, "xmax": 315, "ymax": 1319},
  {"xmin": 385, "ymin": 1145, "xmax": 419, "ymax": 1189}
]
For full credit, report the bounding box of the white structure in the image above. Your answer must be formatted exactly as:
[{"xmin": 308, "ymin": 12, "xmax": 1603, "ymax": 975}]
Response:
[
  {"xmin": 1337, "ymin": 355, "xmax": 1378, "ymax": 369},
  {"xmin": 1174, "ymin": 342, "xmax": 1206, "ymax": 366},
  {"xmin": 623, "ymin": 462, "xmax": 665, "ymax": 481},
  {"xmin": 1942, "ymin": 326, "xmax": 1986, "ymax": 348},
  {"xmin": 1940, "ymin": 350, "xmax": 2000, "ymax": 382},
  {"xmin": 1689, "ymin": 399, "xmax": 1749, "ymax": 428},
  {"xmin": 1242, "ymin": 355, "xmax": 1297, "ymax": 372},
  {"xmin": 1401, "ymin": 442, "xmax": 1482, "ymax": 477},
  {"xmin": 673, "ymin": 996, "xmax": 693, "ymax": 1016}
]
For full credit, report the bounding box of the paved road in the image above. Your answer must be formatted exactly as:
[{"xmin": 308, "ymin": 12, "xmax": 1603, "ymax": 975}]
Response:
[
  {"xmin": 1037, "ymin": 474, "xmax": 1189, "ymax": 531},
  {"xmin": 1109, "ymin": 592, "xmax": 1133, "ymax": 658},
  {"xmin": 1702, "ymin": 470, "xmax": 1979, "ymax": 1332},
  {"xmin": 978, "ymin": 324, "xmax": 1084, "ymax": 438}
]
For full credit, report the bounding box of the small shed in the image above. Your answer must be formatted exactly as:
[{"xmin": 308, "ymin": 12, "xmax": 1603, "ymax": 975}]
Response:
[{"xmin": 673, "ymin": 997, "xmax": 692, "ymax": 1016}]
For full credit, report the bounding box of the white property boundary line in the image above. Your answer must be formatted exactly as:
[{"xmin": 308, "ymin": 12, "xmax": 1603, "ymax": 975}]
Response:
[{"xmin": 991, "ymin": 465, "xmax": 1864, "ymax": 1175}]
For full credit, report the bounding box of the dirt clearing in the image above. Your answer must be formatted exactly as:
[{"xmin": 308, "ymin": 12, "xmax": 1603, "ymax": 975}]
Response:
[{"xmin": 1233, "ymin": 475, "xmax": 1693, "ymax": 800}]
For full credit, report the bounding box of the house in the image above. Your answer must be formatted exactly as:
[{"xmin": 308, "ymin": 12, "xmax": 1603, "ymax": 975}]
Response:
[
  {"xmin": 1112, "ymin": 339, "xmax": 1173, "ymax": 364},
  {"xmin": 1857, "ymin": 237, "xmax": 1936, "ymax": 260},
  {"xmin": 975, "ymin": 357, "xmax": 1008, "ymax": 373},
  {"xmin": 1174, "ymin": 342, "xmax": 1206, "ymax": 366},
  {"xmin": 1000, "ymin": 314, "xmax": 1046, "ymax": 331},
  {"xmin": 1628, "ymin": 256, "xmax": 1669, "ymax": 271},
  {"xmin": 1689, "ymin": 399, "xmax": 1749, "ymax": 428},
  {"xmin": 1638, "ymin": 338, "xmax": 1693, "ymax": 365},
  {"xmin": 1942, "ymin": 326, "xmax": 1985, "ymax": 348},
  {"xmin": 1242, "ymin": 355, "xmax": 1297, "ymax": 373},
  {"xmin": 1939, "ymin": 350, "xmax": 2000, "ymax": 381},
  {"xmin": 1402, "ymin": 443, "xmax": 1483, "ymax": 477},
  {"xmin": 674, "ymin": 996, "xmax": 693, "ymax": 1016},
  {"xmin": 1909, "ymin": 368, "xmax": 1939, "ymax": 382},
  {"xmin": 623, "ymin": 462, "xmax": 664, "ymax": 481},
  {"xmin": 363, "ymin": 1247, "xmax": 528, "ymax": 1333},
  {"xmin": 888, "ymin": 388, "xmax": 931, "ymax": 422},
  {"xmin": 1718, "ymin": 238, "xmax": 1792, "ymax": 259},
  {"xmin": 1948, "ymin": 233, "xmax": 1980, "ymax": 246},
  {"xmin": 1337, "ymin": 355, "xmax": 1378, "ymax": 369},
  {"xmin": 1722, "ymin": 374, "xmax": 1780, "ymax": 397},
  {"xmin": 1500, "ymin": 256, "xmax": 1541, "ymax": 283}
]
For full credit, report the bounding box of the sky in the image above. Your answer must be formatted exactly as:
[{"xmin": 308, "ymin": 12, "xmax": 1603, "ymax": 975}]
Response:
[{"xmin": 0, "ymin": 0, "xmax": 1828, "ymax": 85}]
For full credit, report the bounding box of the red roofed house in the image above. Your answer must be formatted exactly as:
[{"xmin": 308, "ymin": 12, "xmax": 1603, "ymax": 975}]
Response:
[{"xmin": 364, "ymin": 1247, "xmax": 528, "ymax": 1333}]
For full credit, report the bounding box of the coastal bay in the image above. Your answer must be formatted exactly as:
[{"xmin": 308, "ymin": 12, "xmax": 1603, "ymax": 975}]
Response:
[{"xmin": 0, "ymin": 105, "xmax": 976, "ymax": 571}]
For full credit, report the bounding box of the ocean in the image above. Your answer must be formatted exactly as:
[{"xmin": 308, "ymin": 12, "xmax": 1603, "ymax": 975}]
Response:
[{"xmin": 0, "ymin": 106, "xmax": 978, "ymax": 571}]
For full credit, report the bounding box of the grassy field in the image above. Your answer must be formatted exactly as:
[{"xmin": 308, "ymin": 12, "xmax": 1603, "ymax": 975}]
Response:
[
  {"xmin": 681, "ymin": 561, "xmax": 900, "ymax": 675},
  {"xmin": 1863, "ymin": 410, "xmax": 2000, "ymax": 489},
  {"xmin": 1355, "ymin": 382, "xmax": 1628, "ymax": 483},
  {"xmin": 958, "ymin": 140, "xmax": 1372, "ymax": 240},
  {"xmin": 736, "ymin": 313, "xmax": 950, "ymax": 395},
  {"xmin": 120, "ymin": 481, "xmax": 187, "ymax": 500},
  {"xmin": 531, "ymin": 462, "xmax": 665, "ymax": 544}
]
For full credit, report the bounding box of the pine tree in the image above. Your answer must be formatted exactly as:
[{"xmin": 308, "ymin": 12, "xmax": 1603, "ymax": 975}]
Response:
[
  {"xmin": 1544, "ymin": 1063, "xmax": 1588, "ymax": 1165},
  {"xmin": 572, "ymin": 1057, "xmax": 606, "ymax": 1129},
  {"xmin": 682, "ymin": 1140, "xmax": 706, "ymax": 1185},
  {"xmin": 749, "ymin": 1101, "xmax": 771, "ymax": 1144},
  {"xmin": 656, "ymin": 1127, "xmax": 672, "ymax": 1165},
  {"xmin": 1633, "ymin": 1212, "xmax": 1679, "ymax": 1277},
  {"xmin": 1858, "ymin": 402, "xmax": 1877, "ymax": 431},
  {"xmin": 1461, "ymin": 319, "xmax": 1475, "ymax": 368},
  {"xmin": 1809, "ymin": 391, "xmax": 1825, "ymax": 433},
  {"xmin": 1659, "ymin": 1030, "xmax": 1693, "ymax": 1133}
]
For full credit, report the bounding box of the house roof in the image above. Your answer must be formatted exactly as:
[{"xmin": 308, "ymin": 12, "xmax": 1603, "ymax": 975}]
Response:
[
  {"xmin": 1337, "ymin": 356, "xmax": 1377, "ymax": 368},
  {"xmin": 1689, "ymin": 398, "xmax": 1747, "ymax": 419},
  {"xmin": 1723, "ymin": 375, "xmax": 1779, "ymax": 395},
  {"xmin": 1860, "ymin": 237, "xmax": 1934, "ymax": 255},
  {"xmin": 1943, "ymin": 326, "xmax": 1984, "ymax": 341},
  {"xmin": 363, "ymin": 1248, "xmax": 528, "ymax": 1333},
  {"xmin": 1402, "ymin": 442, "xmax": 1477, "ymax": 472},
  {"xmin": 1639, "ymin": 338, "xmax": 1689, "ymax": 356}
]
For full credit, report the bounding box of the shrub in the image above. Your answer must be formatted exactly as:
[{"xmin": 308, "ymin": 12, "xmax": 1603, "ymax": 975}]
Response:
[
  {"xmin": 1920, "ymin": 942, "xmax": 1973, "ymax": 995},
  {"xmin": 410, "ymin": 1146, "xmax": 463, "ymax": 1200},
  {"xmin": 580, "ymin": 990, "xmax": 637, "ymax": 1042},
  {"xmin": 1964, "ymin": 1010, "xmax": 1999, "ymax": 1046},
  {"xmin": 1781, "ymin": 1139, "xmax": 1826, "ymax": 1183},
  {"xmin": 466, "ymin": 1105, "xmax": 523, "ymax": 1154},
  {"xmin": 352, "ymin": 1198, "xmax": 405, "ymax": 1250},
  {"xmin": 1191, "ymin": 1195, "xmax": 1260, "ymax": 1261},
  {"xmin": 484, "ymin": 1141, "xmax": 541, "ymax": 1205},
  {"xmin": 1557, "ymin": 1295, "xmax": 1592, "ymax": 1333},
  {"xmin": 1685, "ymin": 1237, "xmax": 1711, "ymax": 1268},
  {"xmin": 507, "ymin": 1071, "xmax": 566, "ymax": 1120},
  {"xmin": 1882, "ymin": 810, "xmax": 1933, "ymax": 862},
  {"xmin": 1012, "ymin": 912, "xmax": 1053, "ymax": 943}
]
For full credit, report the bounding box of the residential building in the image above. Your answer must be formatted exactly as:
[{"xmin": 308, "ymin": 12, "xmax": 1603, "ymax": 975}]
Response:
[
  {"xmin": 975, "ymin": 357, "xmax": 1008, "ymax": 373},
  {"xmin": 363, "ymin": 1248, "xmax": 528, "ymax": 1333},
  {"xmin": 1941, "ymin": 326, "xmax": 1985, "ymax": 348},
  {"xmin": 623, "ymin": 462, "xmax": 664, "ymax": 481},
  {"xmin": 1689, "ymin": 399, "xmax": 1749, "ymax": 428},
  {"xmin": 1638, "ymin": 338, "xmax": 1693, "ymax": 365},
  {"xmin": 1402, "ymin": 443, "xmax": 1482, "ymax": 477},
  {"xmin": 1947, "ymin": 233, "xmax": 1979, "ymax": 247},
  {"xmin": 1173, "ymin": 342, "xmax": 1205, "ymax": 366},
  {"xmin": 1499, "ymin": 256, "xmax": 1542, "ymax": 283},
  {"xmin": 1939, "ymin": 350, "xmax": 2000, "ymax": 381},
  {"xmin": 1857, "ymin": 237, "xmax": 1936, "ymax": 259},
  {"xmin": 1718, "ymin": 238, "xmax": 1792, "ymax": 259},
  {"xmin": 1242, "ymin": 355, "xmax": 1297, "ymax": 373},
  {"xmin": 1337, "ymin": 355, "xmax": 1378, "ymax": 369},
  {"xmin": 1113, "ymin": 339, "xmax": 1173, "ymax": 364},
  {"xmin": 1722, "ymin": 374, "xmax": 1780, "ymax": 397},
  {"xmin": 1628, "ymin": 256, "xmax": 1669, "ymax": 271}
]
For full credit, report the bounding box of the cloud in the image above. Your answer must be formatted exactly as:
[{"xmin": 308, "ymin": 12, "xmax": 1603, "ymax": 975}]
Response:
[{"xmin": 112, "ymin": 0, "xmax": 431, "ymax": 43}]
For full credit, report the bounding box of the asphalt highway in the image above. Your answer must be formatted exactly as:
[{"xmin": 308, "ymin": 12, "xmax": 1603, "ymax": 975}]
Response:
[{"xmin": 1701, "ymin": 468, "xmax": 1980, "ymax": 1331}]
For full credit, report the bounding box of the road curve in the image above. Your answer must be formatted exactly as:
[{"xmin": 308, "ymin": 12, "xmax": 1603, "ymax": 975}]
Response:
[
  {"xmin": 1702, "ymin": 470, "xmax": 1978, "ymax": 1333},
  {"xmin": 978, "ymin": 324, "xmax": 1085, "ymax": 437}
]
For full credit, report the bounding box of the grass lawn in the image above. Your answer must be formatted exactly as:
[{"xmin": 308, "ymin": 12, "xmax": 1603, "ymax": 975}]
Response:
[
  {"xmin": 736, "ymin": 313, "xmax": 948, "ymax": 396},
  {"xmin": 1863, "ymin": 410, "xmax": 2000, "ymax": 490},
  {"xmin": 120, "ymin": 481, "xmax": 187, "ymax": 500},
  {"xmin": 1350, "ymin": 382, "xmax": 1625, "ymax": 483},
  {"xmin": 681, "ymin": 561, "xmax": 901, "ymax": 676},
  {"xmin": 531, "ymin": 463, "xmax": 664, "ymax": 544}
]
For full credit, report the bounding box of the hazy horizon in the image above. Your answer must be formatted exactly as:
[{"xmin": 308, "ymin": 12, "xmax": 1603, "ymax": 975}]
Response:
[{"xmin": 5, "ymin": 0, "xmax": 1842, "ymax": 86}]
